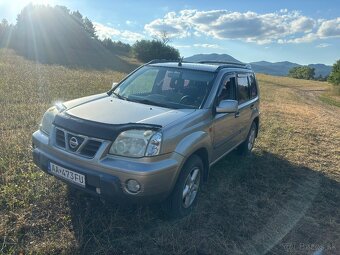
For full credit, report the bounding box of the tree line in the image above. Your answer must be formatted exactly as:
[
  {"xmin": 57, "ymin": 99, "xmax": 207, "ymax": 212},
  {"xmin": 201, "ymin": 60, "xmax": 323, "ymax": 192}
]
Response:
[{"xmin": 288, "ymin": 63, "xmax": 340, "ymax": 86}]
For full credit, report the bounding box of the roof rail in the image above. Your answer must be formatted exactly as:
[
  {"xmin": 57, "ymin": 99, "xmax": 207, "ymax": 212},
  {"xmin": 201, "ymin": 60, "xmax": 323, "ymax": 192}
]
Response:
[
  {"xmin": 146, "ymin": 59, "xmax": 252, "ymax": 71},
  {"xmin": 198, "ymin": 61, "xmax": 252, "ymax": 70},
  {"xmin": 147, "ymin": 59, "xmax": 179, "ymax": 64},
  {"xmin": 198, "ymin": 60, "xmax": 243, "ymax": 64}
]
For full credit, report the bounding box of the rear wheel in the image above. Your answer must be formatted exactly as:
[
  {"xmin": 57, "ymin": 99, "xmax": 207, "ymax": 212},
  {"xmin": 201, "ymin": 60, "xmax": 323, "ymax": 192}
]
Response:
[
  {"xmin": 163, "ymin": 155, "xmax": 203, "ymax": 218},
  {"xmin": 238, "ymin": 121, "xmax": 257, "ymax": 156}
]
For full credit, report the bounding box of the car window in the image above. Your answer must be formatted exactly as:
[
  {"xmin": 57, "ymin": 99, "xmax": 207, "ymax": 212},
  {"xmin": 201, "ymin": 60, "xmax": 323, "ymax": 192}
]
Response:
[
  {"xmin": 237, "ymin": 75, "xmax": 250, "ymax": 104},
  {"xmin": 114, "ymin": 66, "xmax": 216, "ymax": 109},
  {"xmin": 249, "ymin": 74, "xmax": 257, "ymax": 99},
  {"xmin": 218, "ymin": 75, "xmax": 236, "ymax": 103},
  {"xmin": 121, "ymin": 68, "xmax": 159, "ymax": 96}
]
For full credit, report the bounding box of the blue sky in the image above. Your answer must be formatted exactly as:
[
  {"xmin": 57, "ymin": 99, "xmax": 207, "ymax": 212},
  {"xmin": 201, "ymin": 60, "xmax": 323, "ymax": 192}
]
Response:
[{"xmin": 0, "ymin": 0, "xmax": 339, "ymax": 65}]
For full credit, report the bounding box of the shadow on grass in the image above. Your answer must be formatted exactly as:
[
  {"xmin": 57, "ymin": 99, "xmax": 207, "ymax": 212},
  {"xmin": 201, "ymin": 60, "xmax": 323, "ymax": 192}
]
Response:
[{"xmin": 67, "ymin": 151, "xmax": 339, "ymax": 255}]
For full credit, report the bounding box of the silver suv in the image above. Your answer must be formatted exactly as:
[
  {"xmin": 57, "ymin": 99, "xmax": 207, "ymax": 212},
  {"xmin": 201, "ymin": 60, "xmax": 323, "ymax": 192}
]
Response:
[{"xmin": 32, "ymin": 60, "xmax": 260, "ymax": 217}]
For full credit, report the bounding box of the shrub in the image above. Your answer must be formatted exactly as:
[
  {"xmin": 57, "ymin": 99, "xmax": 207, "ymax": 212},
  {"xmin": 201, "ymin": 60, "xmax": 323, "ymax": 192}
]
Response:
[
  {"xmin": 327, "ymin": 60, "xmax": 340, "ymax": 86},
  {"xmin": 288, "ymin": 66, "xmax": 315, "ymax": 80},
  {"xmin": 133, "ymin": 40, "xmax": 180, "ymax": 62}
]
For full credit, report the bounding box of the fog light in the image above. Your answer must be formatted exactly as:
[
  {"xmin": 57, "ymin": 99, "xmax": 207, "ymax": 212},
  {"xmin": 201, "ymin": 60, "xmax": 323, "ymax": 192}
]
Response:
[
  {"xmin": 126, "ymin": 179, "xmax": 141, "ymax": 193},
  {"xmin": 96, "ymin": 187, "xmax": 101, "ymax": 194}
]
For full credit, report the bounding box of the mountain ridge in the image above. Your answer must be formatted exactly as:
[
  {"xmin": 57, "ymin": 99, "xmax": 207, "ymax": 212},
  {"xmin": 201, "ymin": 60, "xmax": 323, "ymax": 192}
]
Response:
[{"xmin": 184, "ymin": 53, "xmax": 332, "ymax": 77}]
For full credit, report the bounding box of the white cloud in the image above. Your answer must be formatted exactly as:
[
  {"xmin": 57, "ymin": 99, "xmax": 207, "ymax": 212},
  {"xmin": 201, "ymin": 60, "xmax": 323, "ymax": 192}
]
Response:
[
  {"xmin": 280, "ymin": 33, "xmax": 318, "ymax": 44},
  {"xmin": 144, "ymin": 9, "xmax": 340, "ymax": 44},
  {"xmin": 171, "ymin": 44, "xmax": 191, "ymax": 48},
  {"xmin": 193, "ymin": 43, "xmax": 222, "ymax": 49},
  {"xmin": 316, "ymin": 43, "xmax": 331, "ymax": 48},
  {"xmin": 94, "ymin": 22, "xmax": 144, "ymax": 42},
  {"xmin": 94, "ymin": 22, "xmax": 121, "ymax": 39},
  {"xmin": 290, "ymin": 16, "xmax": 315, "ymax": 33},
  {"xmin": 125, "ymin": 20, "xmax": 136, "ymax": 26},
  {"xmin": 317, "ymin": 17, "xmax": 340, "ymax": 37},
  {"xmin": 144, "ymin": 11, "xmax": 191, "ymax": 38}
]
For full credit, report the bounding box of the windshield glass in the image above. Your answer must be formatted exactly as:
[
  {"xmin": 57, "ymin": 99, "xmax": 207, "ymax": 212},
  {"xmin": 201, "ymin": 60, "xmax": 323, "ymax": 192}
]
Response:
[{"xmin": 113, "ymin": 66, "xmax": 216, "ymax": 109}]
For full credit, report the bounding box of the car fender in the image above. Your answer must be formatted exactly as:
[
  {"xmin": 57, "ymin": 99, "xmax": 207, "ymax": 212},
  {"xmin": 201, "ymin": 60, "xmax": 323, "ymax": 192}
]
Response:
[{"xmin": 169, "ymin": 131, "xmax": 212, "ymax": 188}]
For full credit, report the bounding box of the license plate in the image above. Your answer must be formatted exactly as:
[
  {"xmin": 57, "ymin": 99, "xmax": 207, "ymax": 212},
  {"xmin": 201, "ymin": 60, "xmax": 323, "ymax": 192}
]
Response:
[{"xmin": 49, "ymin": 162, "xmax": 85, "ymax": 187}]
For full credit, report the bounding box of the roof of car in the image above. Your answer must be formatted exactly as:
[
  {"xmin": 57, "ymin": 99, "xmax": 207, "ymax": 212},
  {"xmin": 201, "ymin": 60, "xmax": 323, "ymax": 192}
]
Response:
[{"xmin": 148, "ymin": 60, "xmax": 252, "ymax": 72}]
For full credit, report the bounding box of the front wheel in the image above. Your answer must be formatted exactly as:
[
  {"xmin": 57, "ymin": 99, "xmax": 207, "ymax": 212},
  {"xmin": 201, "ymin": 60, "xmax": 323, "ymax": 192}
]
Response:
[
  {"xmin": 238, "ymin": 121, "xmax": 257, "ymax": 156},
  {"xmin": 163, "ymin": 155, "xmax": 203, "ymax": 218}
]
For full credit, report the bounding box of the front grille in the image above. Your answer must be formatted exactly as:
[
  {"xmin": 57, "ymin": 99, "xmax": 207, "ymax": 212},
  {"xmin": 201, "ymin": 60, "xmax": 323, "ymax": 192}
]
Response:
[
  {"xmin": 81, "ymin": 140, "xmax": 102, "ymax": 157},
  {"xmin": 54, "ymin": 128, "xmax": 103, "ymax": 158},
  {"xmin": 56, "ymin": 129, "xmax": 66, "ymax": 147},
  {"xmin": 66, "ymin": 133, "xmax": 85, "ymax": 152}
]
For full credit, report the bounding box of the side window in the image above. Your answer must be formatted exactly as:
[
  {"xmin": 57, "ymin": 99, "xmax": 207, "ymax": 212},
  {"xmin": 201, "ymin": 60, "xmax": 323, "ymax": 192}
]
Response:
[
  {"xmin": 237, "ymin": 75, "xmax": 250, "ymax": 104},
  {"xmin": 218, "ymin": 75, "xmax": 236, "ymax": 103},
  {"xmin": 249, "ymin": 74, "xmax": 258, "ymax": 99}
]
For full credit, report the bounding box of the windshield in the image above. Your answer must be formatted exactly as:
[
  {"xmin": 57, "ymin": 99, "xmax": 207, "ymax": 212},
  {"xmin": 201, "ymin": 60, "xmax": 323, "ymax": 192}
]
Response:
[{"xmin": 113, "ymin": 66, "xmax": 216, "ymax": 109}]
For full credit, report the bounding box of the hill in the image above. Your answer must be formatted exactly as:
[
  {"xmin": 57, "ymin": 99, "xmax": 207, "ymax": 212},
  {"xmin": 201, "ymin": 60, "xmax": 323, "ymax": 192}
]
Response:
[
  {"xmin": 185, "ymin": 53, "xmax": 332, "ymax": 77},
  {"xmin": 250, "ymin": 61, "xmax": 300, "ymax": 76},
  {"xmin": 184, "ymin": 53, "xmax": 241, "ymax": 63},
  {"xmin": 0, "ymin": 49, "xmax": 339, "ymax": 254},
  {"xmin": 3, "ymin": 5, "xmax": 135, "ymax": 71},
  {"xmin": 251, "ymin": 61, "xmax": 332, "ymax": 77},
  {"xmin": 308, "ymin": 64, "xmax": 332, "ymax": 77}
]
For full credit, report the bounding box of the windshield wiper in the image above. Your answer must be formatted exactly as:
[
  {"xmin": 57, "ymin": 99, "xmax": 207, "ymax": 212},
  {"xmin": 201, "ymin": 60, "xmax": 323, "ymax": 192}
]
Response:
[
  {"xmin": 133, "ymin": 99, "xmax": 169, "ymax": 108},
  {"xmin": 112, "ymin": 91, "xmax": 127, "ymax": 100}
]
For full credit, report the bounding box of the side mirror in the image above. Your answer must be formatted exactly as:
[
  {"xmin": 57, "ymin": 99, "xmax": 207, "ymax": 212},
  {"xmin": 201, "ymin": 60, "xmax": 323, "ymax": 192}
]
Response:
[
  {"xmin": 216, "ymin": 100, "xmax": 238, "ymax": 113},
  {"xmin": 112, "ymin": 82, "xmax": 118, "ymax": 89}
]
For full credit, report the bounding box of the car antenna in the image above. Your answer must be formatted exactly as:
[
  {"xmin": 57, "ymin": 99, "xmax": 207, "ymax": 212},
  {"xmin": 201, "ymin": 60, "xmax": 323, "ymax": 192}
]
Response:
[{"xmin": 178, "ymin": 57, "xmax": 184, "ymax": 67}]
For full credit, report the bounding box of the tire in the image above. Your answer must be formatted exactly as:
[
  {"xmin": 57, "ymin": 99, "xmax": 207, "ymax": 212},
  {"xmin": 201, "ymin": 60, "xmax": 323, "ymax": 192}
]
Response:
[
  {"xmin": 163, "ymin": 155, "xmax": 203, "ymax": 218},
  {"xmin": 237, "ymin": 121, "xmax": 257, "ymax": 156}
]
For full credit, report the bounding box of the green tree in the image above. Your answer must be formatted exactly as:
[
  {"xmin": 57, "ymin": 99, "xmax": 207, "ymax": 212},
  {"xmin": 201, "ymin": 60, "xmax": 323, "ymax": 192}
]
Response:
[
  {"xmin": 71, "ymin": 10, "xmax": 83, "ymax": 26},
  {"xmin": 0, "ymin": 19, "xmax": 13, "ymax": 48},
  {"xmin": 72, "ymin": 10, "xmax": 82, "ymax": 20},
  {"xmin": 55, "ymin": 5, "xmax": 70, "ymax": 14},
  {"xmin": 0, "ymin": 19, "xmax": 9, "ymax": 40},
  {"xmin": 83, "ymin": 17, "xmax": 97, "ymax": 39},
  {"xmin": 327, "ymin": 60, "xmax": 340, "ymax": 86},
  {"xmin": 101, "ymin": 38, "xmax": 131, "ymax": 54},
  {"xmin": 288, "ymin": 66, "xmax": 315, "ymax": 80},
  {"xmin": 133, "ymin": 40, "xmax": 180, "ymax": 62}
]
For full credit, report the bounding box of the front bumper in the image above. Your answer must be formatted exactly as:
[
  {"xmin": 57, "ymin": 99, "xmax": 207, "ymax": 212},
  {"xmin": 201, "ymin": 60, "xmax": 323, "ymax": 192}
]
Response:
[{"xmin": 32, "ymin": 130, "xmax": 184, "ymax": 204}]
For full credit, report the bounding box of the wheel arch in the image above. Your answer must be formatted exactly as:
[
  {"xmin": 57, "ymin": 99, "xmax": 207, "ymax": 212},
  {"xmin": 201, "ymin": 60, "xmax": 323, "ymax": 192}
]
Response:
[
  {"xmin": 191, "ymin": 148, "xmax": 210, "ymax": 183},
  {"xmin": 253, "ymin": 116, "xmax": 259, "ymax": 137}
]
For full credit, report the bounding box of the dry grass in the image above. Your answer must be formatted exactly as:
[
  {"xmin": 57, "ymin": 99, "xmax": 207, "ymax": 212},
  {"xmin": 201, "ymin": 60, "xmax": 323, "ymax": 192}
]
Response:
[{"xmin": 0, "ymin": 49, "xmax": 339, "ymax": 254}]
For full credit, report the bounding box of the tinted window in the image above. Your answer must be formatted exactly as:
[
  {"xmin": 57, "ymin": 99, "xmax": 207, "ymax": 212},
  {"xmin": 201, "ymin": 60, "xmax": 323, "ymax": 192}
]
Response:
[
  {"xmin": 237, "ymin": 76, "xmax": 250, "ymax": 104},
  {"xmin": 249, "ymin": 74, "xmax": 257, "ymax": 99},
  {"xmin": 218, "ymin": 76, "xmax": 236, "ymax": 102}
]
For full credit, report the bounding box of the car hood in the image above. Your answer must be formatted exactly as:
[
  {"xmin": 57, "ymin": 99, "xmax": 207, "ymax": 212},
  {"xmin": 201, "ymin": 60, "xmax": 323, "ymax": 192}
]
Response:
[{"xmin": 65, "ymin": 94, "xmax": 195, "ymax": 127}]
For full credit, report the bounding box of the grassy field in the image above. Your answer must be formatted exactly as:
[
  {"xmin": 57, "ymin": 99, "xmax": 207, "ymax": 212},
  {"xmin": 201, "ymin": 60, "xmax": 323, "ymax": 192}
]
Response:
[
  {"xmin": 319, "ymin": 91, "xmax": 340, "ymax": 108},
  {"xmin": 0, "ymin": 49, "xmax": 339, "ymax": 254}
]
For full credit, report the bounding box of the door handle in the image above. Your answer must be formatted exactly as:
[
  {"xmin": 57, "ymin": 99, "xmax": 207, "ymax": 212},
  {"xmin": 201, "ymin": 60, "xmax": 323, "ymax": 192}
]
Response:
[
  {"xmin": 250, "ymin": 104, "xmax": 255, "ymax": 109},
  {"xmin": 235, "ymin": 111, "xmax": 240, "ymax": 118}
]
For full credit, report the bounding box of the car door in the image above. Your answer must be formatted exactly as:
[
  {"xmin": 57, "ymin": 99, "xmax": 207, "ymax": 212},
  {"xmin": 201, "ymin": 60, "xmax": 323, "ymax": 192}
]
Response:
[
  {"xmin": 236, "ymin": 73, "xmax": 253, "ymax": 141},
  {"xmin": 212, "ymin": 73, "xmax": 242, "ymax": 161}
]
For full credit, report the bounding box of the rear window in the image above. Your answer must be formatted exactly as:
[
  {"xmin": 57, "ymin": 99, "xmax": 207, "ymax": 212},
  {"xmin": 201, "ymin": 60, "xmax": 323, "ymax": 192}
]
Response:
[
  {"xmin": 237, "ymin": 76, "xmax": 250, "ymax": 104},
  {"xmin": 249, "ymin": 74, "xmax": 258, "ymax": 99}
]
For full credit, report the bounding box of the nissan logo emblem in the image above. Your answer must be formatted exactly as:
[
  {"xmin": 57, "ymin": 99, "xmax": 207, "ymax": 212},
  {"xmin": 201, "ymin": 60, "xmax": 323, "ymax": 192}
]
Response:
[{"xmin": 69, "ymin": 137, "xmax": 79, "ymax": 149}]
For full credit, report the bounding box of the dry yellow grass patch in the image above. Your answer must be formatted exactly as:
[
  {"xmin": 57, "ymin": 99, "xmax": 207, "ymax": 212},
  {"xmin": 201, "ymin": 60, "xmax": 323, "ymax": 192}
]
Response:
[{"xmin": 0, "ymin": 51, "xmax": 339, "ymax": 254}]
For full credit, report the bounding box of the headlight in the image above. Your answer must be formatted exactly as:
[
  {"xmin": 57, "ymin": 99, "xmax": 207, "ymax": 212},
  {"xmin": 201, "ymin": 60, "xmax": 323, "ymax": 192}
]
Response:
[
  {"xmin": 109, "ymin": 129, "xmax": 162, "ymax": 157},
  {"xmin": 39, "ymin": 103, "xmax": 66, "ymax": 135}
]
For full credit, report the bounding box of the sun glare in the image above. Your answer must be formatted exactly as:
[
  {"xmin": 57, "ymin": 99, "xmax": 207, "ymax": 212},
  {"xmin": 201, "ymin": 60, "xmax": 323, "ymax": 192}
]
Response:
[{"xmin": 18, "ymin": 0, "xmax": 54, "ymax": 6}]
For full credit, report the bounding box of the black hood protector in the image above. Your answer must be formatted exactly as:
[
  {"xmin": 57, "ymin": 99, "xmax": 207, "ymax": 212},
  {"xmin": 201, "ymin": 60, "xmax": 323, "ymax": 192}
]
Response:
[{"xmin": 53, "ymin": 112, "xmax": 162, "ymax": 140}]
